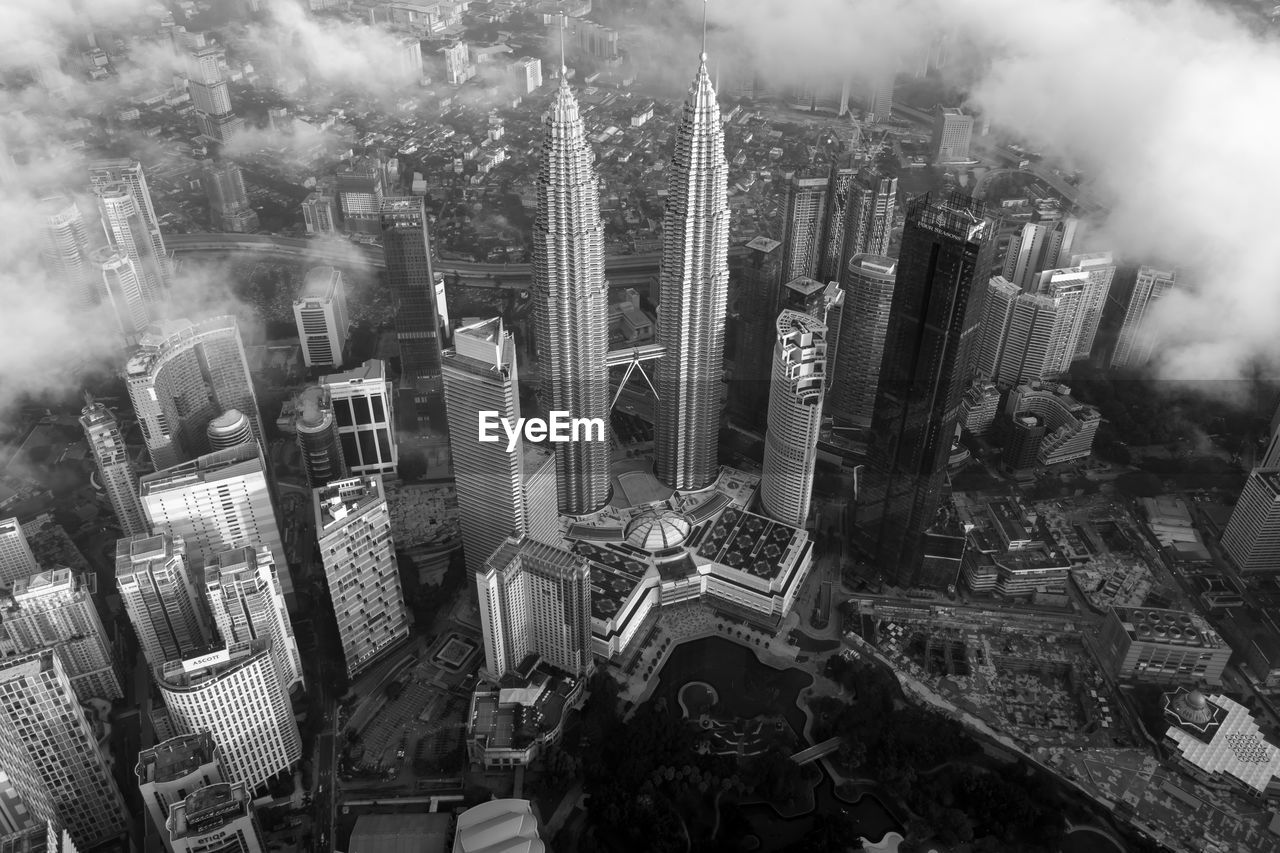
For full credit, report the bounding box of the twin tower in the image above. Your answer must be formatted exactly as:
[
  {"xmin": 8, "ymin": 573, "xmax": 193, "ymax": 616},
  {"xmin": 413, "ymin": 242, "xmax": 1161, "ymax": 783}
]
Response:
[{"xmin": 534, "ymin": 51, "xmax": 729, "ymax": 515}]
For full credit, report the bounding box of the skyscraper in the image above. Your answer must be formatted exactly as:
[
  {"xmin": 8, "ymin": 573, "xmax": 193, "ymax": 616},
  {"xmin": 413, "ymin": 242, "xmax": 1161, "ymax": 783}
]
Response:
[
  {"xmin": 1111, "ymin": 265, "xmax": 1177, "ymax": 368},
  {"xmin": 293, "ymin": 266, "xmax": 349, "ymax": 369},
  {"xmin": 202, "ymin": 161, "xmax": 258, "ymax": 233},
  {"xmin": 476, "ymin": 536, "xmax": 593, "ymax": 679},
  {"xmin": 840, "ymin": 170, "xmax": 897, "ymax": 269},
  {"xmin": 157, "ymin": 641, "xmax": 301, "ymax": 794},
  {"xmin": 205, "ymin": 409, "xmax": 254, "ymax": 452},
  {"xmin": 866, "ymin": 73, "xmax": 894, "ymax": 122},
  {"xmin": 139, "ymin": 443, "xmax": 290, "ymax": 605},
  {"xmin": 0, "ymin": 650, "xmax": 129, "ymax": 849},
  {"xmin": 817, "ymin": 166, "xmax": 856, "ymax": 283},
  {"xmin": 442, "ymin": 319, "xmax": 530, "ymax": 580},
  {"xmin": 1221, "ymin": 468, "xmax": 1280, "ymax": 573},
  {"xmin": 1002, "ymin": 213, "xmax": 1080, "ymax": 291},
  {"xmin": 0, "ymin": 823, "xmax": 79, "ymax": 853},
  {"xmin": 654, "ymin": 49, "xmax": 730, "ymax": 491},
  {"xmin": 336, "ymin": 158, "xmax": 385, "ymax": 235},
  {"xmin": 166, "ymin": 782, "xmax": 267, "ymax": 853},
  {"xmin": 931, "ymin": 107, "xmax": 974, "ymax": 163},
  {"xmin": 531, "ymin": 72, "xmax": 611, "ymax": 516},
  {"xmin": 80, "ymin": 399, "xmax": 148, "ymax": 536},
  {"xmin": 187, "ymin": 44, "xmax": 243, "ymax": 143},
  {"xmin": 780, "ymin": 175, "xmax": 830, "ymax": 283},
  {"xmin": 313, "ymin": 477, "xmax": 410, "ymax": 678},
  {"xmin": 0, "ymin": 519, "xmax": 38, "ymax": 588},
  {"xmin": 728, "ymin": 236, "xmax": 783, "ymax": 430},
  {"xmin": 136, "ymin": 733, "xmax": 224, "ymax": 853},
  {"xmin": 301, "ymin": 191, "xmax": 339, "ymax": 235},
  {"xmin": 125, "ymin": 317, "xmax": 264, "ymax": 470},
  {"xmin": 91, "ymin": 247, "xmax": 150, "ymax": 342},
  {"xmin": 382, "ymin": 196, "xmax": 444, "ymax": 407},
  {"xmin": 321, "ymin": 360, "xmax": 399, "ymax": 476},
  {"xmin": 760, "ymin": 312, "xmax": 827, "ymax": 528},
  {"xmin": 3, "ymin": 569, "xmax": 121, "ymax": 702},
  {"xmin": 1064, "ymin": 252, "xmax": 1116, "ymax": 360},
  {"xmin": 293, "ymin": 386, "xmax": 346, "ymax": 489},
  {"xmin": 115, "ymin": 534, "xmax": 211, "ymax": 673},
  {"xmin": 94, "ymin": 183, "xmax": 165, "ymax": 304},
  {"xmin": 205, "ymin": 546, "xmax": 304, "ymax": 694},
  {"xmin": 827, "ymin": 254, "xmax": 896, "ymax": 428},
  {"xmin": 974, "ymin": 277, "xmax": 1057, "ymax": 387},
  {"xmin": 87, "ymin": 158, "xmax": 171, "ymax": 288},
  {"xmin": 38, "ymin": 196, "xmax": 94, "ymax": 309},
  {"xmin": 854, "ymin": 192, "xmax": 993, "ymax": 588},
  {"xmin": 1032, "ymin": 266, "xmax": 1093, "ymax": 376}
]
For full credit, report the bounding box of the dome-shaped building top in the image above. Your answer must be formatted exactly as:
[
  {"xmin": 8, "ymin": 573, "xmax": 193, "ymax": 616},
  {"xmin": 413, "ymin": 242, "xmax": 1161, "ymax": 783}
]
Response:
[{"xmin": 624, "ymin": 508, "xmax": 691, "ymax": 552}]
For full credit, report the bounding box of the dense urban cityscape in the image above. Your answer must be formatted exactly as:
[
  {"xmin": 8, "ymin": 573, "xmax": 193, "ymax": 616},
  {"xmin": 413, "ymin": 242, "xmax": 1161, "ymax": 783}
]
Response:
[{"xmin": 2, "ymin": 0, "xmax": 1280, "ymax": 852}]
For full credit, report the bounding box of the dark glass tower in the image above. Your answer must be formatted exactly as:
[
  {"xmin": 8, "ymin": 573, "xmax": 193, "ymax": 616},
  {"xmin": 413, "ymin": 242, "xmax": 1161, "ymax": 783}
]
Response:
[
  {"xmin": 381, "ymin": 197, "xmax": 443, "ymax": 410},
  {"xmin": 853, "ymin": 191, "xmax": 993, "ymax": 588}
]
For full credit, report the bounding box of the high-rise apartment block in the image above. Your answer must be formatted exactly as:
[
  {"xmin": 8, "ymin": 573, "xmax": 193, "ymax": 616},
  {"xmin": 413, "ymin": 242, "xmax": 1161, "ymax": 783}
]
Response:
[
  {"xmin": 654, "ymin": 52, "xmax": 730, "ymax": 491},
  {"xmin": 866, "ymin": 74, "xmax": 894, "ymax": 122},
  {"xmin": 382, "ymin": 196, "xmax": 444, "ymax": 404},
  {"xmin": 91, "ymin": 247, "xmax": 150, "ymax": 342},
  {"xmin": 931, "ymin": 107, "xmax": 973, "ymax": 164},
  {"xmin": 780, "ymin": 175, "xmax": 830, "ymax": 283},
  {"xmin": 321, "ymin": 360, "xmax": 398, "ymax": 476},
  {"xmin": 167, "ymin": 782, "xmax": 266, "ymax": 853},
  {"xmin": 3, "ymin": 569, "xmax": 121, "ymax": 702},
  {"xmin": 1002, "ymin": 214, "xmax": 1079, "ymax": 291},
  {"xmin": 477, "ymin": 537, "xmax": 593, "ymax": 680},
  {"xmin": 1061, "ymin": 252, "xmax": 1116, "ymax": 361},
  {"xmin": 760, "ymin": 312, "xmax": 827, "ymax": 528},
  {"xmin": 531, "ymin": 75, "xmax": 611, "ymax": 515},
  {"xmin": 1221, "ymin": 468, "xmax": 1280, "ymax": 573},
  {"xmin": 187, "ymin": 44, "xmax": 243, "ymax": 143},
  {"xmin": 840, "ymin": 170, "xmax": 897, "ymax": 272},
  {"xmin": 817, "ymin": 166, "xmax": 857, "ymax": 283},
  {"xmin": 293, "ymin": 386, "xmax": 347, "ymax": 489},
  {"xmin": 301, "ymin": 191, "xmax": 339, "ymax": 235},
  {"xmin": 157, "ymin": 642, "xmax": 301, "ymax": 794},
  {"xmin": 335, "ymin": 158, "xmax": 386, "ymax": 234},
  {"xmin": 313, "ymin": 477, "xmax": 410, "ymax": 678},
  {"xmin": 0, "ymin": 519, "xmax": 40, "ymax": 588},
  {"xmin": 1002, "ymin": 383, "xmax": 1100, "ymax": 466},
  {"xmin": 443, "ymin": 40, "xmax": 473, "ymax": 84},
  {"xmin": 125, "ymin": 317, "xmax": 264, "ymax": 470},
  {"xmin": 38, "ymin": 196, "xmax": 94, "ymax": 309},
  {"xmin": 115, "ymin": 534, "xmax": 211, "ymax": 673},
  {"xmin": 202, "ymin": 161, "xmax": 258, "ymax": 233},
  {"xmin": 855, "ymin": 192, "xmax": 992, "ymax": 588},
  {"xmin": 828, "ymin": 254, "xmax": 896, "ymax": 428},
  {"xmin": 136, "ymin": 732, "xmax": 223, "ymax": 853},
  {"xmin": 975, "ymin": 277, "xmax": 1057, "ymax": 387},
  {"xmin": 0, "ymin": 650, "xmax": 129, "ymax": 849},
  {"xmin": 293, "ymin": 266, "xmax": 349, "ymax": 369},
  {"xmin": 88, "ymin": 158, "xmax": 172, "ymax": 288},
  {"xmin": 518, "ymin": 56, "xmax": 543, "ymax": 93},
  {"xmin": 205, "ymin": 546, "xmax": 303, "ymax": 694},
  {"xmin": 1111, "ymin": 265, "xmax": 1177, "ymax": 369},
  {"xmin": 395, "ymin": 36, "xmax": 423, "ymax": 83},
  {"xmin": 93, "ymin": 183, "xmax": 165, "ymax": 304}
]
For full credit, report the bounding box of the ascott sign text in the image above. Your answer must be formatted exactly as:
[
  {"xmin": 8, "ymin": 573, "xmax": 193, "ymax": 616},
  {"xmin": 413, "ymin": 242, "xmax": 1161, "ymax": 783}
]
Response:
[{"xmin": 478, "ymin": 411, "xmax": 607, "ymax": 451}]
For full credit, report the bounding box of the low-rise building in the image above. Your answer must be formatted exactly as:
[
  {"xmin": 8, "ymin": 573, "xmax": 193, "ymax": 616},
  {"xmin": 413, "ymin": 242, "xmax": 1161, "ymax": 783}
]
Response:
[
  {"xmin": 1163, "ymin": 687, "xmax": 1280, "ymax": 801},
  {"xmin": 466, "ymin": 657, "xmax": 585, "ymax": 769}
]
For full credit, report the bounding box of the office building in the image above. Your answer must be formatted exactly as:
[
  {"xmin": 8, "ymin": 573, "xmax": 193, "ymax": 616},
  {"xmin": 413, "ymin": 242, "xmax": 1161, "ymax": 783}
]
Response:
[
  {"xmin": 90, "ymin": 247, "xmax": 150, "ymax": 342},
  {"xmin": 931, "ymin": 107, "xmax": 973, "ymax": 163},
  {"xmin": 1002, "ymin": 413, "xmax": 1046, "ymax": 471},
  {"xmin": 828, "ymin": 254, "xmax": 896, "ymax": 428},
  {"xmin": 477, "ymin": 537, "xmax": 593, "ymax": 680},
  {"xmin": 855, "ymin": 192, "xmax": 993, "ymax": 588},
  {"xmin": 443, "ymin": 40, "xmax": 473, "ymax": 85},
  {"xmin": 3, "ymin": 569, "xmax": 121, "ymax": 702},
  {"xmin": 0, "ymin": 823, "xmax": 78, "ymax": 853},
  {"xmin": 0, "ymin": 650, "xmax": 129, "ymax": 849},
  {"xmin": 975, "ymin": 277, "xmax": 1057, "ymax": 387},
  {"xmin": 1002, "ymin": 214, "xmax": 1079, "ymax": 291},
  {"xmin": 817, "ymin": 166, "xmax": 856, "ymax": 283},
  {"xmin": 1111, "ymin": 265, "xmax": 1177, "ymax": 369},
  {"xmin": 187, "ymin": 44, "xmax": 243, "ymax": 143},
  {"xmin": 1099, "ymin": 607, "xmax": 1229, "ymax": 687},
  {"xmin": 80, "ymin": 399, "xmax": 148, "ymax": 537},
  {"xmin": 531, "ymin": 73, "xmax": 611, "ymax": 515},
  {"xmin": 382, "ymin": 196, "xmax": 444, "ymax": 405},
  {"xmin": 866, "ymin": 73, "xmax": 894, "ymax": 122},
  {"xmin": 136, "ymin": 733, "xmax": 223, "ymax": 853},
  {"xmin": 202, "ymin": 161, "xmax": 258, "ymax": 233},
  {"xmin": 293, "ymin": 386, "xmax": 346, "ymax": 489},
  {"xmin": 166, "ymin": 781, "xmax": 265, "ymax": 853},
  {"xmin": 523, "ymin": 446, "xmax": 560, "ymax": 546},
  {"xmin": 115, "ymin": 534, "xmax": 211, "ymax": 672},
  {"xmin": 1001, "ymin": 382, "xmax": 1100, "ymax": 466},
  {"xmin": 87, "ymin": 158, "xmax": 171, "ymax": 288},
  {"xmin": 760, "ymin": 312, "xmax": 827, "ymax": 528},
  {"xmin": 38, "ymin": 196, "xmax": 94, "ymax": 309},
  {"xmin": 205, "ymin": 546, "xmax": 303, "ymax": 694},
  {"xmin": 301, "ymin": 191, "xmax": 339, "ymax": 235},
  {"xmin": 157, "ymin": 641, "xmax": 301, "ymax": 794},
  {"xmin": 336, "ymin": 158, "xmax": 386, "ymax": 235},
  {"xmin": 395, "ymin": 35, "xmax": 423, "ymax": 83},
  {"xmin": 959, "ymin": 379, "xmax": 1002, "ymax": 437},
  {"xmin": 728, "ymin": 235, "xmax": 783, "ymax": 430},
  {"xmin": 0, "ymin": 520, "xmax": 38, "ymax": 589},
  {"xmin": 780, "ymin": 174, "xmax": 830, "ymax": 283},
  {"xmin": 139, "ymin": 443, "xmax": 290, "ymax": 603},
  {"xmin": 94, "ymin": 183, "xmax": 165, "ymax": 304},
  {"xmin": 314, "ymin": 477, "xmax": 410, "ymax": 678},
  {"xmin": 321, "ymin": 360, "xmax": 398, "ymax": 476},
  {"xmin": 1221, "ymin": 468, "xmax": 1280, "ymax": 573},
  {"xmin": 517, "ymin": 56, "xmax": 542, "ymax": 93},
  {"xmin": 205, "ymin": 410, "xmax": 254, "ymax": 452},
  {"xmin": 292, "ymin": 266, "xmax": 349, "ymax": 369},
  {"xmin": 442, "ymin": 319, "xmax": 529, "ymax": 580},
  {"xmin": 654, "ymin": 49, "xmax": 730, "ymax": 492},
  {"xmin": 125, "ymin": 316, "xmax": 263, "ymax": 470}
]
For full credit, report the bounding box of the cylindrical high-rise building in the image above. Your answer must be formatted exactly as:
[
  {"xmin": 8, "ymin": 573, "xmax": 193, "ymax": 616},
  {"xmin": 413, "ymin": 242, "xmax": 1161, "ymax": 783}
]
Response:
[
  {"xmin": 39, "ymin": 195, "xmax": 95, "ymax": 309},
  {"xmin": 206, "ymin": 409, "xmax": 254, "ymax": 451},
  {"xmin": 760, "ymin": 312, "xmax": 827, "ymax": 528},
  {"xmin": 294, "ymin": 386, "xmax": 346, "ymax": 489},
  {"xmin": 531, "ymin": 71, "xmax": 611, "ymax": 515},
  {"xmin": 654, "ymin": 49, "xmax": 730, "ymax": 491},
  {"xmin": 95, "ymin": 182, "xmax": 164, "ymax": 302},
  {"xmin": 828, "ymin": 254, "xmax": 896, "ymax": 428},
  {"xmin": 92, "ymin": 246, "xmax": 150, "ymax": 341}
]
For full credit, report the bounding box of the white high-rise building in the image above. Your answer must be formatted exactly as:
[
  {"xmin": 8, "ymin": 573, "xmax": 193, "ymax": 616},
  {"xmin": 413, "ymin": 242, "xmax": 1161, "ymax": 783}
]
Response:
[
  {"xmin": 760, "ymin": 311, "xmax": 827, "ymax": 528},
  {"xmin": 0, "ymin": 518, "xmax": 39, "ymax": 588},
  {"xmin": 80, "ymin": 399, "xmax": 147, "ymax": 537},
  {"xmin": 167, "ymin": 781, "xmax": 267, "ymax": 853},
  {"xmin": 93, "ymin": 183, "xmax": 165, "ymax": 303},
  {"xmin": 531, "ymin": 73, "xmax": 611, "ymax": 515},
  {"xmin": 1033, "ymin": 266, "xmax": 1091, "ymax": 376},
  {"xmin": 313, "ymin": 477, "xmax": 410, "ymax": 678},
  {"xmin": 4, "ymin": 569, "xmax": 121, "ymax": 702},
  {"xmin": 140, "ymin": 443, "xmax": 291, "ymax": 606},
  {"xmin": 780, "ymin": 175, "xmax": 830, "ymax": 284},
  {"xmin": 1221, "ymin": 468, "xmax": 1280, "ymax": 573},
  {"xmin": 976, "ymin": 276, "xmax": 1058, "ymax": 387},
  {"xmin": 654, "ymin": 49, "xmax": 730, "ymax": 491},
  {"xmin": 38, "ymin": 196, "xmax": 94, "ymax": 309},
  {"xmin": 395, "ymin": 36, "xmax": 423, "ymax": 83},
  {"xmin": 1064, "ymin": 251, "xmax": 1116, "ymax": 360},
  {"xmin": 931, "ymin": 107, "xmax": 973, "ymax": 163},
  {"xmin": 1111, "ymin": 265, "xmax": 1177, "ymax": 369},
  {"xmin": 136, "ymin": 732, "xmax": 223, "ymax": 853},
  {"xmin": 115, "ymin": 534, "xmax": 212, "ymax": 673},
  {"xmin": 476, "ymin": 536, "xmax": 593, "ymax": 680},
  {"xmin": 293, "ymin": 266, "xmax": 349, "ymax": 369},
  {"xmin": 321, "ymin": 360, "xmax": 398, "ymax": 476},
  {"xmin": 91, "ymin": 247, "xmax": 150, "ymax": 342},
  {"xmin": 205, "ymin": 546, "xmax": 303, "ymax": 695},
  {"xmin": 1002, "ymin": 214, "xmax": 1079, "ymax": 291},
  {"xmin": 157, "ymin": 642, "xmax": 301, "ymax": 795},
  {"xmin": 88, "ymin": 158, "xmax": 172, "ymax": 288},
  {"xmin": 518, "ymin": 56, "xmax": 542, "ymax": 93},
  {"xmin": 0, "ymin": 650, "xmax": 129, "ymax": 850}
]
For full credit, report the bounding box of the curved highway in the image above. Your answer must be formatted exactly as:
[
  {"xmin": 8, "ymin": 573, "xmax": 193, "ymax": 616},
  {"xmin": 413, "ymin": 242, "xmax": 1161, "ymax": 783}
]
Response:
[{"xmin": 166, "ymin": 232, "xmax": 747, "ymax": 287}]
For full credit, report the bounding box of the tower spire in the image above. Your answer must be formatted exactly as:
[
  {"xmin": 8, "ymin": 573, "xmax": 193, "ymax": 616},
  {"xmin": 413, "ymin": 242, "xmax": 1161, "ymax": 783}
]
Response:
[
  {"xmin": 560, "ymin": 14, "xmax": 567, "ymax": 78},
  {"xmin": 700, "ymin": 0, "xmax": 709, "ymax": 63}
]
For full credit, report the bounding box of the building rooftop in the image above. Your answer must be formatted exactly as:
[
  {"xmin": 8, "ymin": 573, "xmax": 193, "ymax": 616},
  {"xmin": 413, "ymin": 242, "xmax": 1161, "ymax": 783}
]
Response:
[
  {"xmin": 10, "ymin": 567, "xmax": 91, "ymax": 601},
  {"xmin": 744, "ymin": 235, "xmax": 781, "ymax": 254},
  {"xmin": 453, "ymin": 799, "xmax": 545, "ymax": 853},
  {"xmin": 1113, "ymin": 606, "xmax": 1223, "ymax": 649},
  {"xmin": 783, "ymin": 276, "xmax": 825, "ymax": 298},
  {"xmin": 136, "ymin": 732, "xmax": 218, "ymax": 785},
  {"xmin": 1164, "ymin": 687, "xmax": 1280, "ymax": 794},
  {"xmin": 299, "ymin": 265, "xmax": 341, "ymax": 300},
  {"xmin": 158, "ymin": 641, "xmax": 267, "ymax": 690},
  {"xmin": 350, "ymin": 813, "xmax": 451, "ymax": 853},
  {"xmin": 321, "ymin": 358, "xmax": 388, "ymax": 388},
  {"xmin": 170, "ymin": 782, "xmax": 249, "ymax": 838},
  {"xmin": 315, "ymin": 476, "xmax": 386, "ymax": 531},
  {"xmin": 139, "ymin": 443, "xmax": 262, "ymax": 495}
]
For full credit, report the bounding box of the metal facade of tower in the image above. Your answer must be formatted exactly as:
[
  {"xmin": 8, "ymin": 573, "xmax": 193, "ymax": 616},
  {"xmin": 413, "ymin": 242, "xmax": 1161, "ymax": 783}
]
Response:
[
  {"xmin": 654, "ymin": 51, "xmax": 730, "ymax": 492},
  {"xmin": 531, "ymin": 75, "xmax": 611, "ymax": 515},
  {"xmin": 88, "ymin": 158, "xmax": 172, "ymax": 288},
  {"xmin": 760, "ymin": 311, "xmax": 828, "ymax": 528},
  {"xmin": 854, "ymin": 192, "xmax": 993, "ymax": 588},
  {"xmin": 828, "ymin": 254, "xmax": 897, "ymax": 428},
  {"xmin": 381, "ymin": 197, "xmax": 444, "ymax": 403},
  {"xmin": 79, "ymin": 400, "xmax": 148, "ymax": 537}
]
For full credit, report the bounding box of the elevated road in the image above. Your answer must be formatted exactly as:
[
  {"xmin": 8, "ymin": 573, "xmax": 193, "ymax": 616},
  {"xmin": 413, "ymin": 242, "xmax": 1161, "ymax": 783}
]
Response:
[{"xmin": 166, "ymin": 232, "xmax": 748, "ymax": 288}]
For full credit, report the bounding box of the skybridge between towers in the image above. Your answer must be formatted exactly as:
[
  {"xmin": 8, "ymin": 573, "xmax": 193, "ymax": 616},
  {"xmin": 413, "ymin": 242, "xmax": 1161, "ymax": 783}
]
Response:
[{"xmin": 606, "ymin": 343, "xmax": 665, "ymax": 411}]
